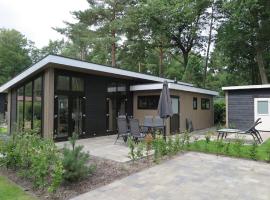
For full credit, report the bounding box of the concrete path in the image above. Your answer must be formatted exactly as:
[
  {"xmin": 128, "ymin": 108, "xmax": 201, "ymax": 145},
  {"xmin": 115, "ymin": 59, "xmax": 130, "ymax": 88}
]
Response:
[
  {"xmin": 72, "ymin": 152, "xmax": 270, "ymax": 200},
  {"xmin": 56, "ymin": 135, "xmax": 131, "ymax": 162}
]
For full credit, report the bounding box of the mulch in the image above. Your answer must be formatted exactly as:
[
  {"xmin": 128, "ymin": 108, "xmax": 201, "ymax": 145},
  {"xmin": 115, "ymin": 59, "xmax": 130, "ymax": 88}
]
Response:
[{"xmin": 0, "ymin": 153, "xmax": 177, "ymax": 200}]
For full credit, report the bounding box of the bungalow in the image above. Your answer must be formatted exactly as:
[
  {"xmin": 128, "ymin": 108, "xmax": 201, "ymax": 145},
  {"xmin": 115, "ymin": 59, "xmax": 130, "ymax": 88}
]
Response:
[
  {"xmin": 0, "ymin": 55, "xmax": 218, "ymax": 140},
  {"xmin": 223, "ymin": 85, "xmax": 270, "ymax": 131}
]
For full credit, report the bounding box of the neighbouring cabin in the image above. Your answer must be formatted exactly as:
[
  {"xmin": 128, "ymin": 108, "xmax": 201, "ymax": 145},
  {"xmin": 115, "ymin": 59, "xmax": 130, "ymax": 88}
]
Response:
[
  {"xmin": 0, "ymin": 55, "xmax": 218, "ymax": 141},
  {"xmin": 223, "ymin": 85, "xmax": 270, "ymax": 131}
]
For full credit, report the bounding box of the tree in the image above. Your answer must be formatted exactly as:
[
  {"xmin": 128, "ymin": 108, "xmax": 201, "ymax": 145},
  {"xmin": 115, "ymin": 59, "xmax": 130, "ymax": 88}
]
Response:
[
  {"xmin": 0, "ymin": 29, "xmax": 32, "ymax": 84},
  {"xmin": 71, "ymin": 0, "xmax": 128, "ymax": 67},
  {"xmin": 216, "ymin": 0, "xmax": 270, "ymax": 84}
]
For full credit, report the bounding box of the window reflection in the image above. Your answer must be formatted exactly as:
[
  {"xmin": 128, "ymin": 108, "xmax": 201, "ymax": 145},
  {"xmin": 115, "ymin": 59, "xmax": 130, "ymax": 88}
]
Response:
[
  {"xmin": 33, "ymin": 77, "xmax": 42, "ymax": 132},
  {"xmin": 15, "ymin": 76, "xmax": 43, "ymax": 134},
  {"xmin": 17, "ymin": 87, "xmax": 24, "ymax": 131},
  {"xmin": 24, "ymin": 82, "xmax": 32, "ymax": 130}
]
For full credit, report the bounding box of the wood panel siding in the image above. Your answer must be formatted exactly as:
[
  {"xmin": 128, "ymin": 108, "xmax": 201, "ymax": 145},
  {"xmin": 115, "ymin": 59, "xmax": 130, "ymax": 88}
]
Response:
[
  {"xmin": 228, "ymin": 89, "xmax": 270, "ymax": 130},
  {"xmin": 43, "ymin": 68, "xmax": 54, "ymax": 138},
  {"xmin": 133, "ymin": 90, "xmax": 214, "ymax": 134}
]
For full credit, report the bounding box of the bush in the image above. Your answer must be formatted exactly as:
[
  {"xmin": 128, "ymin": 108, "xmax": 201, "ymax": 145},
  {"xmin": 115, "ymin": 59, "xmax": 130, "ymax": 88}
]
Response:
[
  {"xmin": 214, "ymin": 100, "xmax": 225, "ymax": 125},
  {"xmin": 62, "ymin": 134, "xmax": 95, "ymax": 182},
  {"xmin": 0, "ymin": 129, "xmax": 63, "ymax": 192}
]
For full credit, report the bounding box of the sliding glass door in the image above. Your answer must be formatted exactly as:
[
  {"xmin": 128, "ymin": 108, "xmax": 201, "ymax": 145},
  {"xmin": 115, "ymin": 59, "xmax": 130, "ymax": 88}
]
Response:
[{"xmin": 54, "ymin": 73, "xmax": 85, "ymax": 140}]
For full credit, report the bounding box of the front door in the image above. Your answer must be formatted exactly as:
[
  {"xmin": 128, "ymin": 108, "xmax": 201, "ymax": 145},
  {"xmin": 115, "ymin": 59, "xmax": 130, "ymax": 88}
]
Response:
[
  {"xmin": 254, "ymin": 98, "xmax": 270, "ymax": 131},
  {"xmin": 54, "ymin": 95, "xmax": 85, "ymax": 140},
  {"xmin": 106, "ymin": 94, "xmax": 127, "ymax": 134},
  {"xmin": 170, "ymin": 96, "xmax": 180, "ymax": 134}
]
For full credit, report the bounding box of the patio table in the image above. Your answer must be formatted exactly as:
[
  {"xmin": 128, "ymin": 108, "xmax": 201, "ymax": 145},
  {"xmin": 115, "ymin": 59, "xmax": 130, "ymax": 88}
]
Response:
[{"xmin": 217, "ymin": 128, "xmax": 242, "ymax": 140}]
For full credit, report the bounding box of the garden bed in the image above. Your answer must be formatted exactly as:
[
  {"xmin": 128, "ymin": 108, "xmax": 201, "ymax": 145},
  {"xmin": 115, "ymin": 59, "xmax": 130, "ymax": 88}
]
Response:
[{"xmin": 0, "ymin": 152, "xmax": 180, "ymax": 200}]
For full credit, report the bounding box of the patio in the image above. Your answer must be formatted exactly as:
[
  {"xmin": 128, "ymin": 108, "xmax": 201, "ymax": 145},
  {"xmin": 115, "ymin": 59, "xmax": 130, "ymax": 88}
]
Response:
[
  {"xmin": 56, "ymin": 135, "xmax": 131, "ymax": 162},
  {"xmin": 72, "ymin": 152, "xmax": 270, "ymax": 200},
  {"xmin": 56, "ymin": 128, "xmax": 270, "ymax": 163}
]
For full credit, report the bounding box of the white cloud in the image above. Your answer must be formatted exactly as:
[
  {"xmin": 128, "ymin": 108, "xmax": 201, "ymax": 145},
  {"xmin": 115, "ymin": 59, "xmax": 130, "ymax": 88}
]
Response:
[{"xmin": 0, "ymin": 0, "xmax": 88, "ymax": 48}]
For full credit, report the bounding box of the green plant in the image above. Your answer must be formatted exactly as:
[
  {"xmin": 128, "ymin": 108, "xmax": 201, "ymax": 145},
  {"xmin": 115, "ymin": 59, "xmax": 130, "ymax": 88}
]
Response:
[
  {"xmin": 173, "ymin": 134, "xmax": 182, "ymax": 152},
  {"xmin": 0, "ymin": 130, "xmax": 64, "ymax": 192},
  {"xmin": 152, "ymin": 135, "xmax": 164, "ymax": 163},
  {"xmin": 128, "ymin": 137, "xmax": 136, "ymax": 162},
  {"xmin": 249, "ymin": 141, "xmax": 258, "ymax": 160},
  {"xmin": 266, "ymin": 146, "xmax": 270, "ymax": 163},
  {"xmin": 214, "ymin": 100, "xmax": 225, "ymax": 124},
  {"xmin": 144, "ymin": 134, "xmax": 153, "ymax": 165},
  {"xmin": 216, "ymin": 140, "xmax": 224, "ymax": 155},
  {"xmin": 233, "ymin": 135, "xmax": 244, "ymax": 157},
  {"xmin": 167, "ymin": 136, "xmax": 175, "ymax": 156},
  {"xmin": 62, "ymin": 133, "xmax": 95, "ymax": 182},
  {"xmin": 193, "ymin": 136, "xmax": 200, "ymax": 151},
  {"xmin": 135, "ymin": 141, "xmax": 145, "ymax": 159},
  {"xmin": 183, "ymin": 131, "xmax": 190, "ymax": 150},
  {"xmin": 224, "ymin": 141, "xmax": 231, "ymax": 155}
]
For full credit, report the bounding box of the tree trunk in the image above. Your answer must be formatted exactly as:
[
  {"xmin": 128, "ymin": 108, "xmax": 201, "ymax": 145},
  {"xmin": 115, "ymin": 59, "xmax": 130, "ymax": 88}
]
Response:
[
  {"xmin": 159, "ymin": 47, "xmax": 164, "ymax": 77},
  {"xmin": 203, "ymin": 4, "xmax": 214, "ymax": 87},
  {"xmin": 111, "ymin": 32, "xmax": 116, "ymax": 67},
  {"xmin": 183, "ymin": 52, "xmax": 189, "ymax": 70},
  {"xmin": 255, "ymin": 45, "xmax": 268, "ymax": 84},
  {"xmin": 111, "ymin": 7, "xmax": 116, "ymax": 68}
]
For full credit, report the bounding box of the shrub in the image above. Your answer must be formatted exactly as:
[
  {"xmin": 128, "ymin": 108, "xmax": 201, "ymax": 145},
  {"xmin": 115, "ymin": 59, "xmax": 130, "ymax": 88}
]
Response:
[
  {"xmin": 266, "ymin": 146, "xmax": 270, "ymax": 163},
  {"xmin": 214, "ymin": 100, "xmax": 225, "ymax": 125},
  {"xmin": 249, "ymin": 142, "xmax": 258, "ymax": 160},
  {"xmin": 0, "ymin": 130, "xmax": 64, "ymax": 192},
  {"xmin": 62, "ymin": 134, "xmax": 95, "ymax": 182}
]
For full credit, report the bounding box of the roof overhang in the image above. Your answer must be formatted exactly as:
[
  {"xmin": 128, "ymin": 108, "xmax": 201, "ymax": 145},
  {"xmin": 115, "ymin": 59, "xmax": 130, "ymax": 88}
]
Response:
[
  {"xmin": 222, "ymin": 84, "xmax": 270, "ymax": 91},
  {"xmin": 0, "ymin": 55, "xmax": 194, "ymax": 93},
  {"xmin": 130, "ymin": 83, "xmax": 218, "ymax": 96}
]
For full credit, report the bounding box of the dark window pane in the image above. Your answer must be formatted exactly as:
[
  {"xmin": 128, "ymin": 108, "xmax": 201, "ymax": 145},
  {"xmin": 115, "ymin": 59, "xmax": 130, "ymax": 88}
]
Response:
[
  {"xmin": 57, "ymin": 75, "xmax": 70, "ymax": 91},
  {"xmin": 17, "ymin": 87, "xmax": 24, "ymax": 130},
  {"xmin": 24, "ymin": 82, "xmax": 32, "ymax": 129},
  {"xmin": 193, "ymin": 97, "xmax": 197, "ymax": 110},
  {"xmin": 201, "ymin": 98, "xmax": 210, "ymax": 110},
  {"xmin": 33, "ymin": 77, "xmax": 42, "ymax": 132},
  {"xmin": 72, "ymin": 77, "xmax": 84, "ymax": 92},
  {"xmin": 138, "ymin": 96, "xmax": 159, "ymax": 109}
]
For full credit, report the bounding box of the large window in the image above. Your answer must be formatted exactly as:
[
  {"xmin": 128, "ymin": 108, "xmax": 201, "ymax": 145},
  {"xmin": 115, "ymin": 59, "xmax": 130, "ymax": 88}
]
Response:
[
  {"xmin": 16, "ymin": 76, "xmax": 43, "ymax": 134},
  {"xmin": 138, "ymin": 96, "xmax": 159, "ymax": 109},
  {"xmin": 201, "ymin": 98, "xmax": 210, "ymax": 110},
  {"xmin": 33, "ymin": 77, "xmax": 42, "ymax": 132},
  {"xmin": 24, "ymin": 82, "xmax": 32, "ymax": 129},
  {"xmin": 56, "ymin": 75, "xmax": 84, "ymax": 92},
  {"xmin": 17, "ymin": 87, "xmax": 24, "ymax": 130}
]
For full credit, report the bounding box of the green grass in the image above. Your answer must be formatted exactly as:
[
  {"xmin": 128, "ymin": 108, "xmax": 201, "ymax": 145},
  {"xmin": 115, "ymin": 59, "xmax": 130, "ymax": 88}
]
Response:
[
  {"xmin": 189, "ymin": 138, "xmax": 270, "ymax": 162},
  {"xmin": 0, "ymin": 127, "xmax": 7, "ymax": 135},
  {"xmin": 0, "ymin": 175, "xmax": 37, "ymax": 200}
]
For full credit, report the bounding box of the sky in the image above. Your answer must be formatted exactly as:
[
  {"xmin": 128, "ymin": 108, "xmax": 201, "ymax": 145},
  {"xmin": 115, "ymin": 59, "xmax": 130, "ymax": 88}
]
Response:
[{"xmin": 0, "ymin": 0, "xmax": 89, "ymax": 48}]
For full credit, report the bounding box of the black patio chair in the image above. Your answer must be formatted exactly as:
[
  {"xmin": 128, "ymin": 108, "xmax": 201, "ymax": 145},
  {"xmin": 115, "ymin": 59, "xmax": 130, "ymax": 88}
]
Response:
[
  {"xmin": 129, "ymin": 118, "xmax": 146, "ymax": 142},
  {"xmin": 239, "ymin": 118, "xmax": 263, "ymax": 144},
  {"xmin": 153, "ymin": 116, "xmax": 165, "ymax": 136},
  {"xmin": 114, "ymin": 117, "xmax": 130, "ymax": 144}
]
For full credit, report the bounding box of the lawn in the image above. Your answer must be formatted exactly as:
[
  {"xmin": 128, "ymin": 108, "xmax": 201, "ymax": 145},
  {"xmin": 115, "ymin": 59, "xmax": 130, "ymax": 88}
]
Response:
[
  {"xmin": 0, "ymin": 127, "xmax": 7, "ymax": 135},
  {"xmin": 0, "ymin": 175, "xmax": 37, "ymax": 200},
  {"xmin": 189, "ymin": 138, "xmax": 270, "ymax": 161}
]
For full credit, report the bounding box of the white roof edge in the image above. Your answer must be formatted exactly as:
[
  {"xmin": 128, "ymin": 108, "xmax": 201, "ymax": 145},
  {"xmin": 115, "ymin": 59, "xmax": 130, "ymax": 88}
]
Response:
[
  {"xmin": 130, "ymin": 83, "xmax": 218, "ymax": 96},
  {"xmin": 0, "ymin": 55, "xmax": 193, "ymax": 92},
  {"xmin": 222, "ymin": 84, "xmax": 270, "ymax": 91}
]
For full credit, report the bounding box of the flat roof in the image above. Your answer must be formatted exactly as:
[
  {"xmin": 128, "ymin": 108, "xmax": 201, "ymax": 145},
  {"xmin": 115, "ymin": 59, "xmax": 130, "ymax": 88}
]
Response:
[
  {"xmin": 0, "ymin": 55, "xmax": 218, "ymax": 96},
  {"xmin": 222, "ymin": 84, "xmax": 270, "ymax": 91},
  {"xmin": 0, "ymin": 55, "xmax": 193, "ymax": 93},
  {"xmin": 130, "ymin": 83, "xmax": 218, "ymax": 96}
]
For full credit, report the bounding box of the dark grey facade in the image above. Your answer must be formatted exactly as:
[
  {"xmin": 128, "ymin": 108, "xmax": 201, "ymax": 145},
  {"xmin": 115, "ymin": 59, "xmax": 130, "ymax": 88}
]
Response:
[{"xmin": 228, "ymin": 89, "xmax": 270, "ymax": 130}]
